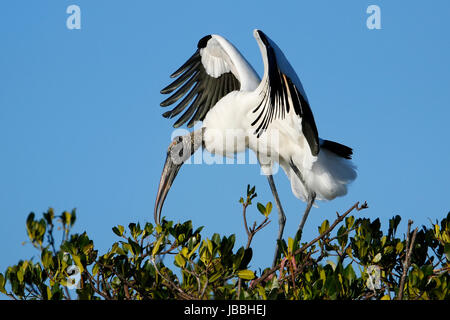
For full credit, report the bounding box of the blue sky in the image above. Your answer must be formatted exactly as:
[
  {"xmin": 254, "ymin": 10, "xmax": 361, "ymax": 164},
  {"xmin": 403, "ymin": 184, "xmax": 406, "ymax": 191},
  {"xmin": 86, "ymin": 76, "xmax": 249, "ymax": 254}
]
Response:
[{"xmin": 0, "ymin": 0, "xmax": 449, "ymax": 280}]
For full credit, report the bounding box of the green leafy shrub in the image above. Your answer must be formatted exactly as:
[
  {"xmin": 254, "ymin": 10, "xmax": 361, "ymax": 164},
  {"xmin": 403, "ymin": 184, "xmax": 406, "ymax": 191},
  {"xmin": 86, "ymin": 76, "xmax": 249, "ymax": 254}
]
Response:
[{"xmin": 1, "ymin": 186, "xmax": 449, "ymax": 300}]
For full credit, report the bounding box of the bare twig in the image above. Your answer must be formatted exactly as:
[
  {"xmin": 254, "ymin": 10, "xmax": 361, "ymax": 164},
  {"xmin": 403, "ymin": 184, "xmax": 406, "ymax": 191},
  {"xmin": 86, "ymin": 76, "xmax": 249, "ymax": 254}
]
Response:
[
  {"xmin": 398, "ymin": 220, "xmax": 418, "ymax": 300},
  {"xmin": 99, "ymin": 271, "xmax": 112, "ymax": 300},
  {"xmin": 237, "ymin": 280, "xmax": 242, "ymax": 300},
  {"xmin": 238, "ymin": 190, "xmax": 272, "ymax": 298},
  {"xmin": 245, "ymin": 218, "xmax": 271, "ymax": 249},
  {"xmin": 199, "ymin": 278, "xmax": 209, "ymax": 299},
  {"xmin": 98, "ymin": 263, "xmax": 150, "ymax": 300},
  {"xmin": 3, "ymin": 291, "xmax": 18, "ymax": 300},
  {"xmin": 242, "ymin": 202, "xmax": 251, "ymax": 239},
  {"xmin": 123, "ymin": 283, "xmax": 131, "ymax": 300},
  {"xmin": 182, "ymin": 266, "xmax": 202, "ymax": 294},
  {"xmin": 85, "ymin": 270, "xmax": 112, "ymax": 300},
  {"xmin": 433, "ymin": 266, "xmax": 450, "ymax": 275},
  {"xmin": 240, "ymin": 186, "xmax": 271, "ymax": 250},
  {"xmin": 150, "ymin": 258, "xmax": 195, "ymax": 300}
]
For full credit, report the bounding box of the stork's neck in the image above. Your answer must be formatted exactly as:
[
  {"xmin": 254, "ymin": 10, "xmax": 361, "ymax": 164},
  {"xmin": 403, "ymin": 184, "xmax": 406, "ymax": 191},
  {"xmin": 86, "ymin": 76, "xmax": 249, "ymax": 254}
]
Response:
[{"xmin": 190, "ymin": 128, "xmax": 204, "ymax": 154}]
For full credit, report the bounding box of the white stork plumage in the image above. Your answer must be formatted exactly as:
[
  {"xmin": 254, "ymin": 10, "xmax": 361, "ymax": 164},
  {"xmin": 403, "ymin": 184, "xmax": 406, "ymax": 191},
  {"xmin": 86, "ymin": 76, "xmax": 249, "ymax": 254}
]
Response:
[{"xmin": 154, "ymin": 30, "xmax": 357, "ymax": 265}]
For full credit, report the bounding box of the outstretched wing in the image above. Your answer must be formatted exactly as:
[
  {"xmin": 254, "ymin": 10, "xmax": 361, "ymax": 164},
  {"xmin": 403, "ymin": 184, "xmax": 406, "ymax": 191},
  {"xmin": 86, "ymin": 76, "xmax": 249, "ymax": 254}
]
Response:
[
  {"xmin": 252, "ymin": 30, "xmax": 319, "ymax": 156},
  {"xmin": 160, "ymin": 34, "xmax": 259, "ymax": 128}
]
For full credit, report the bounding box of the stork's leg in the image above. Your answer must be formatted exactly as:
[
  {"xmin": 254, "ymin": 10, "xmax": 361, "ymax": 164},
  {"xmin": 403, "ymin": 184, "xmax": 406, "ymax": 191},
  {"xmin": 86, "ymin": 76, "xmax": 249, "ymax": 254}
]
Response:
[
  {"xmin": 296, "ymin": 192, "xmax": 316, "ymax": 241},
  {"xmin": 266, "ymin": 175, "xmax": 286, "ymax": 267},
  {"xmin": 288, "ymin": 159, "xmax": 316, "ymax": 242}
]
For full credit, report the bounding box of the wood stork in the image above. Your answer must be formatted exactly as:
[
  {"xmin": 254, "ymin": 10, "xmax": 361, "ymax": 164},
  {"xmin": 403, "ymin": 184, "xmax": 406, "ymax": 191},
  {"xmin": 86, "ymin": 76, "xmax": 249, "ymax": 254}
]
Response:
[{"xmin": 154, "ymin": 29, "xmax": 357, "ymax": 264}]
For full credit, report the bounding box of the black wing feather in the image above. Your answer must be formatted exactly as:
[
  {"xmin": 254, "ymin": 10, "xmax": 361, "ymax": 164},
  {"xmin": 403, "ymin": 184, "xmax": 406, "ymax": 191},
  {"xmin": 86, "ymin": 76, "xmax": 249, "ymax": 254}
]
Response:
[
  {"xmin": 162, "ymin": 81, "xmax": 200, "ymax": 118},
  {"xmin": 251, "ymin": 35, "xmax": 319, "ymax": 156},
  {"xmin": 160, "ymin": 60, "xmax": 200, "ymax": 94},
  {"xmin": 160, "ymin": 36, "xmax": 241, "ymax": 128},
  {"xmin": 170, "ymin": 51, "xmax": 199, "ymax": 78}
]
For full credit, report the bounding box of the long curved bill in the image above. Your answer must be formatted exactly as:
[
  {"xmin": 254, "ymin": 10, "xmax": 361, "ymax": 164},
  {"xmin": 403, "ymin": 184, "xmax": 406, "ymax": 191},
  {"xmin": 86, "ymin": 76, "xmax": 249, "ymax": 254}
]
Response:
[{"xmin": 154, "ymin": 150, "xmax": 183, "ymax": 225}]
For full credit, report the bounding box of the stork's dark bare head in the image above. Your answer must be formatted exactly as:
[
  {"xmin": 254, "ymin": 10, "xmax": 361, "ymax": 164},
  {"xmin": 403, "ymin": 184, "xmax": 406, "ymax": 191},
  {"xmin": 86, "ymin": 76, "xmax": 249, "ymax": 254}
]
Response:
[{"xmin": 154, "ymin": 129, "xmax": 203, "ymax": 225}]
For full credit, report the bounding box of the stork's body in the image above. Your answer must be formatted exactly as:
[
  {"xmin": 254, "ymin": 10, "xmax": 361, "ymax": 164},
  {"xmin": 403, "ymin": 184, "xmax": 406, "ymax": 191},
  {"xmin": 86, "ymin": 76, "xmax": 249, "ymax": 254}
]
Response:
[
  {"xmin": 203, "ymin": 90, "xmax": 354, "ymax": 202},
  {"xmin": 155, "ymin": 30, "xmax": 357, "ymax": 265}
]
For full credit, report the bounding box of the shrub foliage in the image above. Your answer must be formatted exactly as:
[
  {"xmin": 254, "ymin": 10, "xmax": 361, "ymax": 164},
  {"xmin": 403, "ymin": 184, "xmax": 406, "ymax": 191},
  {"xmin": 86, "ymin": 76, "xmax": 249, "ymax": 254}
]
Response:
[{"xmin": 1, "ymin": 186, "xmax": 449, "ymax": 300}]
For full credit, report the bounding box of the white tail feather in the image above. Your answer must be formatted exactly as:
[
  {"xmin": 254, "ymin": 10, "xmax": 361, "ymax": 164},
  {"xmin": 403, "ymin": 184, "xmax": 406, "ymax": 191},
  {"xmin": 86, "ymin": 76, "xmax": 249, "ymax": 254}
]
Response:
[{"xmin": 282, "ymin": 149, "xmax": 357, "ymax": 202}]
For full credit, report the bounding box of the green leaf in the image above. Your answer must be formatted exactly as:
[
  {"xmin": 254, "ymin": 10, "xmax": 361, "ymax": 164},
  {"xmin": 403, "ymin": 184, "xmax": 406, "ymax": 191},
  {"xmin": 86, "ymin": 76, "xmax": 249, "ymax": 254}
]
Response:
[
  {"xmin": 337, "ymin": 225, "xmax": 348, "ymax": 248},
  {"xmin": 127, "ymin": 238, "xmax": 141, "ymax": 255},
  {"xmin": 396, "ymin": 241, "xmax": 404, "ymax": 254},
  {"xmin": 257, "ymin": 202, "xmax": 266, "ymax": 216},
  {"xmin": 265, "ymin": 202, "xmax": 272, "ymax": 217},
  {"xmin": 444, "ymin": 243, "xmax": 450, "ymax": 260},
  {"xmin": 22, "ymin": 261, "xmax": 29, "ymax": 272},
  {"xmin": 207, "ymin": 239, "xmax": 213, "ymax": 255},
  {"xmin": 112, "ymin": 225, "xmax": 124, "ymax": 237},
  {"xmin": 26, "ymin": 212, "xmax": 35, "ymax": 227},
  {"xmin": 345, "ymin": 216, "xmax": 355, "ymax": 229},
  {"xmin": 44, "ymin": 208, "xmax": 55, "ymax": 225},
  {"xmin": 233, "ymin": 247, "xmax": 245, "ymax": 271},
  {"xmin": 174, "ymin": 253, "xmax": 186, "ymax": 268},
  {"xmin": 177, "ymin": 233, "xmax": 186, "ymax": 243},
  {"xmin": 152, "ymin": 236, "xmax": 164, "ymax": 256},
  {"xmin": 62, "ymin": 211, "xmax": 71, "ymax": 227},
  {"xmin": 319, "ymin": 220, "xmax": 330, "ymax": 235},
  {"xmin": 180, "ymin": 247, "xmax": 189, "ymax": 258},
  {"xmin": 0, "ymin": 273, "xmax": 6, "ymax": 294},
  {"xmin": 70, "ymin": 209, "xmax": 77, "ymax": 226},
  {"xmin": 144, "ymin": 222, "xmax": 153, "ymax": 236},
  {"xmin": 41, "ymin": 249, "xmax": 53, "ymax": 268},
  {"xmin": 46, "ymin": 286, "xmax": 52, "ymax": 300},
  {"xmin": 92, "ymin": 263, "xmax": 99, "ymax": 276},
  {"xmin": 288, "ymin": 237, "xmax": 294, "ymax": 253},
  {"xmin": 384, "ymin": 245, "xmax": 393, "ymax": 255},
  {"xmin": 381, "ymin": 235, "xmax": 387, "ymax": 247},
  {"xmin": 17, "ymin": 266, "xmax": 25, "ymax": 283},
  {"xmin": 344, "ymin": 264, "xmax": 356, "ymax": 285},
  {"xmin": 248, "ymin": 185, "xmax": 256, "ymax": 197},
  {"xmin": 373, "ymin": 253, "xmax": 382, "ymax": 263},
  {"xmin": 187, "ymin": 241, "xmax": 201, "ymax": 259},
  {"xmin": 212, "ymin": 233, "xmax": 221, "ymax": 246},
  {"xmin": 82, "ymin": 243, "xmax": 94, "ymax": 256},
  {"xmin": 237, "ymin": 269, "xmax": 255, "ymax": 280},
  {"xmin": 209, "ymin": 272, "xmax": 222, "ymax": 283},
  {"xmin": 72, "ymin": 255, "xmax": 84, "ymax": 273},
  {"xmin": 389, "ymin": 215, "xmax": 401, "ymax": 236},
  {"xmin": 434, "ymin": 224, "xmax": 441, "ymax": 239},
  {"xmin": 326, "ymin": 260, "xmax": 336, "ymax": 271},
  {"xmin": 319, "ymin": 268, "xmax": 326, "ymax": 283},
  {"xmin": 200, "ymin": 245, "xmax": 210, "ymax": 264},
  {"xmin": 239, "ymin": 248, "xmax": 253, "ymax": 270}
]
